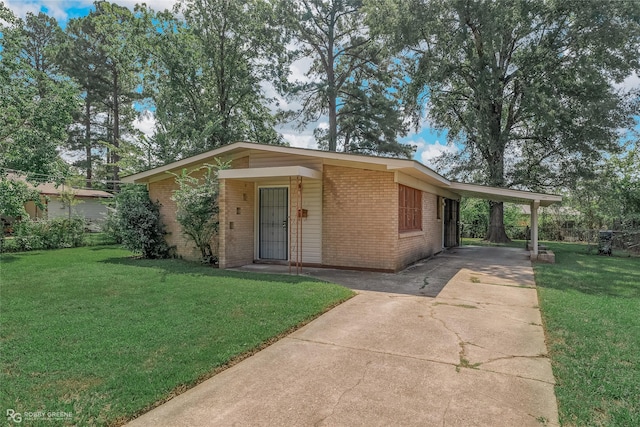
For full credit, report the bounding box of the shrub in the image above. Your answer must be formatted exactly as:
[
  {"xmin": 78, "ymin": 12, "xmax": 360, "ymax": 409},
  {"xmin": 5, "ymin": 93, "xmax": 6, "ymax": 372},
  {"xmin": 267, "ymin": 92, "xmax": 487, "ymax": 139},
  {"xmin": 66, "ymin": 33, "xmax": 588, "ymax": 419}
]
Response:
[
  {"xmin": 12, "ymin": 217, "xmax": 85, "ymax": 251},
  {"xmin": 0, "ymin": 177, "xmax": 45, "ymax": 251},
  {"xmin": 170, "ymin": 160, "xmax": 230, "ymax": 264},
  {"xmin": 107, "ymin": 185, "xmax": 170, "ymax": 259},
  {"xmin": 102, "ymin": 205, "xmax": 123, "ymax": 244}
]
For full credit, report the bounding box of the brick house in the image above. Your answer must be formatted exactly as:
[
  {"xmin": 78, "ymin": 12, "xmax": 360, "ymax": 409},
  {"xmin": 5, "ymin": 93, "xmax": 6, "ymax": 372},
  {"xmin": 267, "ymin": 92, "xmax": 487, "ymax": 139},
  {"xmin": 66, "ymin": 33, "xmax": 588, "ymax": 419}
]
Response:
[{"xmin": 122, "ymin": 142, "xmax": 561, "ymax": 271}]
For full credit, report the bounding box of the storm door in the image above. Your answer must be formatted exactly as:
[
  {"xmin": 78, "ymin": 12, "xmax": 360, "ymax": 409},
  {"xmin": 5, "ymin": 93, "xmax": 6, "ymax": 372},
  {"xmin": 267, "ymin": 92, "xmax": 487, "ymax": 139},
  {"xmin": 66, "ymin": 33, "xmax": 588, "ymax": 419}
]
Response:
[{"xmin": 259, "ymin": 187, "xmax": 288, "ymax": 259}]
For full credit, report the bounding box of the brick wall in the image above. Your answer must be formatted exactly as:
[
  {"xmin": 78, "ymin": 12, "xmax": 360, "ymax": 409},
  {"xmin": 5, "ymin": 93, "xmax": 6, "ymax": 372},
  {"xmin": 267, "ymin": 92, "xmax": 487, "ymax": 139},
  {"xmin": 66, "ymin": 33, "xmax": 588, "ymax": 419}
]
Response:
[
  {"xmin": 148, "ymin": 173, "xmax": 200, "ymax": 260},
  {"xmin": 322, "ymin": 165, "xmax": 398, "ymax": 271},
  {"xmin": 396, "ymin": 192, "xmax": 443, "ymax": 270},
  {"xmin": 218, "ymin": 179, "xmax": 255, "ymax": 268},
  {"xmin": 147, "ymin": 156, "xmax": 250, "ymax": 262}
]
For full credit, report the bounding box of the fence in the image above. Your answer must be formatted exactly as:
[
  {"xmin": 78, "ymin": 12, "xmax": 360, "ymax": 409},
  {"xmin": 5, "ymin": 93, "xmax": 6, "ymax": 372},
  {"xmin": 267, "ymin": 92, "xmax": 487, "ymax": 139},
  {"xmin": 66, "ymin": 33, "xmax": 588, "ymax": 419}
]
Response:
[{"xmin": 461, "ymin": 223, "xmax": 640, "ymax": 254}]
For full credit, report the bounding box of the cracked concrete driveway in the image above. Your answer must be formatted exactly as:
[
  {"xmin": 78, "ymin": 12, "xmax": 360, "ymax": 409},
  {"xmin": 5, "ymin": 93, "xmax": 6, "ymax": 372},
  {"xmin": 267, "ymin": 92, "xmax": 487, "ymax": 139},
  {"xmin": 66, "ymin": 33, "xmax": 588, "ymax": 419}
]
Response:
[{"xmin": 126, "ymin": 246, "xmax": 559, "ymax": 427}]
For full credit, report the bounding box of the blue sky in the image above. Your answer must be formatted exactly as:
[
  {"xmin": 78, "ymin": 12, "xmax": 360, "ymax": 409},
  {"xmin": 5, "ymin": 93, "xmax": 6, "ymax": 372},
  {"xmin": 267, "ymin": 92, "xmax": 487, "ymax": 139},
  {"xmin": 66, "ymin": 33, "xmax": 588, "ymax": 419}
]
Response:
[{"xmin": 6, "ymin": 0, "xmax": 638, "ymax": 168}]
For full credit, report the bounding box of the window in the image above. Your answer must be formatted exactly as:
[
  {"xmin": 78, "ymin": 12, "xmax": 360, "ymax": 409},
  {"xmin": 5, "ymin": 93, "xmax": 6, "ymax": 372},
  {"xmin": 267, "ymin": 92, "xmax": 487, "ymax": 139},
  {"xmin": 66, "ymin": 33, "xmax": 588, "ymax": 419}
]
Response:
[{"xmin": 399, "ymin": 185, "xmax": 422, "ymax": 232}]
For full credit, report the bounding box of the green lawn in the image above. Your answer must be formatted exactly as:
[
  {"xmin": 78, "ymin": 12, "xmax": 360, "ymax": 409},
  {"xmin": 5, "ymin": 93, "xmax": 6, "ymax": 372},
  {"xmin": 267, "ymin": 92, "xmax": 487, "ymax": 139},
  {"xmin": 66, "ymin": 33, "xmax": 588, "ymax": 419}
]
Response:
[
  {"xmin": 533, "ymin": 242, "xmax": 640, "ymax": 426},
  {"xmin": 0, "ymin": 246, "xmax": 353, "ymax": 426}
]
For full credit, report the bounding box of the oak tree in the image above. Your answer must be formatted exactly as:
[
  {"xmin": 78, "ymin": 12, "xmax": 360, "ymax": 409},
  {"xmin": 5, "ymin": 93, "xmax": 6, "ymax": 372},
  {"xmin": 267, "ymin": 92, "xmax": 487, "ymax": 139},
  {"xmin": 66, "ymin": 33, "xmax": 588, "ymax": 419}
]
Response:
[{"xmin": 367, "ymin": 0, "xmax": 640, "ymax": 241}]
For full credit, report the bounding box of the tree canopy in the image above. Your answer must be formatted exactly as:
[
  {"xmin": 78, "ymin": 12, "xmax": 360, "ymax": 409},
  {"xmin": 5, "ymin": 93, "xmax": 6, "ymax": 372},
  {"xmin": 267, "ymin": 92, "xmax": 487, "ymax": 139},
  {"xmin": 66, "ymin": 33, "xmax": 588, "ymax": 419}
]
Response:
[
  {"xmin": 0, "ymin": 5, "xmax": 77, "ymax": 181},
  {"xmin": 138, "ymin": 0, "xmax": 290, "ymax": 162},
  {"xmin": 1, "ymin": 0, "xmax": 639, "ymax": 243},
  {"xmin": 283, "ymin": 0, "xmax": 412, "ymax": 157},
  {"xmin": 367, "ymin": 0, "xmax": 640, "ymax": 241}
]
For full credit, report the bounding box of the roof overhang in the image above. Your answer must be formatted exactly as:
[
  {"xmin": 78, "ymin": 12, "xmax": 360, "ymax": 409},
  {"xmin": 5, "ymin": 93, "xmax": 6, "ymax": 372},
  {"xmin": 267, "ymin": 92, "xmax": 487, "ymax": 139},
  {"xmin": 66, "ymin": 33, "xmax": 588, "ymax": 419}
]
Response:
[
  {"xmin": 120, "ymin": 141, "xmax": 451, "ymax": 185},
  {"xmin": 218, "ymin": 166, "xmax": 322, "ymax": 181},
  {"xmin": 121, "ymin": 142, "xmax": 562, "ymax": 207},
  {"xmin": 449, "ymin": 182, "xmax": 562, "ymax": 207}
]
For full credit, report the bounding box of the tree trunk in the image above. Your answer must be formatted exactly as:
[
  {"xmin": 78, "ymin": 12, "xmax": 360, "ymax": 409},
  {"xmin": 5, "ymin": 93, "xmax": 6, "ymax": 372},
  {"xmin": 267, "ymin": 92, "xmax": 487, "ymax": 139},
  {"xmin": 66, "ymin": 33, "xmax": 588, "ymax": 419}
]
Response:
[
  {"xmin": 85, "ymin": 99, "xmax": 92, "ymax": 188},
  {"xmin": 485, "ymin": 142, "xmax": 511, "ymax": 242},
  {"xmin": 327, "ymin": 10, "xmax": 337, "ymax": 152},
  {"xmin": 112, "ymin": 69, "xmax": 120, "ymax": 191},
  {"xmin": 328, "ymin": 94, "xmax": 337, "ymax": 151},
  {"xmin": 485, "ymin": 200, "xmax": 511, "ymax": 243}
]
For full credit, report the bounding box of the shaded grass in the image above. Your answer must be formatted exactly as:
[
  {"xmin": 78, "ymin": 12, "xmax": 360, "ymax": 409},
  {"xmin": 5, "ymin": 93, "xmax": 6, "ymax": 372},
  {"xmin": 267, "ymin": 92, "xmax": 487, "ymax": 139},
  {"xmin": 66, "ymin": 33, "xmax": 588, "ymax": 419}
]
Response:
[
  {"xmin": 461, "ymin": 237, "xmax": 527, "ymax": 249},
  {"xmin": 533, "ymin": 242, "xmax": 640, "ymax": 426},
  {"xmin": 84, "ymin": 232, "xmax": 117, "ymax": 246},
  {"xmin": 0, "ymin": 246, "xmax": 353, "ymax": 426}
]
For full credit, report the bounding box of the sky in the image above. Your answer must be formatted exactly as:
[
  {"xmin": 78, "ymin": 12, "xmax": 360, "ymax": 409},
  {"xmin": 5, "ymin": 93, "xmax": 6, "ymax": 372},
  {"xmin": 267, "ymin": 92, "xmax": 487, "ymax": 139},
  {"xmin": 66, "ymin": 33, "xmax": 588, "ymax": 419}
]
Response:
[{"xmin": 5, "ymin": 0, "xmax": 639, "ymax": 169}]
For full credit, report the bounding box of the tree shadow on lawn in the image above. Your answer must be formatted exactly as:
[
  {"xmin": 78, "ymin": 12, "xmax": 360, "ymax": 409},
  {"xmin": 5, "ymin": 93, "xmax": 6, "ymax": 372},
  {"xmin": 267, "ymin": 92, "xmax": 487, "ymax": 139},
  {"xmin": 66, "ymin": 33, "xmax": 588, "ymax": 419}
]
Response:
[
  {"xmin": 88, "ymin": 245, "xmax": 122, "ymax": 251},
  {"xmin": 535, "ymin": 247, "xmax": 640, "ymax": 299},
  {"xmin": 100, "ymin": 256, "xmax": 327, "ymax": 285},
  {"xmin": 0, "ymin": 254, "xmax": 20, "ymax": 263}
]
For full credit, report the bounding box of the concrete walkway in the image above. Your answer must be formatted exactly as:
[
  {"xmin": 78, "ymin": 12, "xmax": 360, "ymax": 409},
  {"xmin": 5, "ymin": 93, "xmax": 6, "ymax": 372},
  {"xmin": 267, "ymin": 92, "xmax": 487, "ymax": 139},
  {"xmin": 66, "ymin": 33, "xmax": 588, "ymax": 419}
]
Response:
[{"xmin": 127, "ymin": 246, "xmax": 559, "ymax": 427}]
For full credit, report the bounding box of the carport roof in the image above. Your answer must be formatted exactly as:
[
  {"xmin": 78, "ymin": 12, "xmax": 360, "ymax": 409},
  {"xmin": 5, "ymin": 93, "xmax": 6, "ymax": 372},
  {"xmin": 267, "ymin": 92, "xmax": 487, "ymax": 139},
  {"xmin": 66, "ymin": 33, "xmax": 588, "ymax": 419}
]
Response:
[
  {"xmin": 449, "ymin": 182, "xmax": 562, "ymax": 207},
  {"xmin": 122, "ymin": 142, "xmax": 561, "ymax": 206}
]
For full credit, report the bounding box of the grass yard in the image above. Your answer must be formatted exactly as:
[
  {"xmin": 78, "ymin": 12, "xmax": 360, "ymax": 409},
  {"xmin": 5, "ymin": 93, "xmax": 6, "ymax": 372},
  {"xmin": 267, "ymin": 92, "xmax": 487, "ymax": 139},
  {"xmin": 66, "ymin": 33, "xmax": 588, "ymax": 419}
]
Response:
[
  {"xmin": 0, "ymin": 246, "xmax": 353, "ymax": 426},
  {"xmin": 533, "ymin": 242, "xmax": 640, "ymax": 426}
]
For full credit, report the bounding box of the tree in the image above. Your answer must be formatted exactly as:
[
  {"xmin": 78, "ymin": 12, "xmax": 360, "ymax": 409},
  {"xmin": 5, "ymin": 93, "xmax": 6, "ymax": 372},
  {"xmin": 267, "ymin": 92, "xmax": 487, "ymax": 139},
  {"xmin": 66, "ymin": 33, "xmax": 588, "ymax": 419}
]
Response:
[
  {"xmin": 108, "ymin": 185, "xmax": 170, "ymax": 258},
  {"xmin": 139, "ymin": 0, "xmax": 288, "ymax": 162},
  {"xmin": 170, "ymin": 160, "xmax": 230, "ymax": 263},
  {"xmin": 0, "ymin": 5, "xmax": 77, "ymax": 180},
  {"xmin": 60, "ymin": 2, "xmax": 144, "ymax": 190},
  {"xmin": 58, "ymin": 12, "xmax": 111, "ymax": 188},
  {"xmin": 22, "ymin": 12, "xmax": 65, "ymax": 97},
  {"xmin": 282, "ymin": 0, "xmax": 411, "ymax": 156},
  {"xmin": 58, "ymin": 189, "xmax": 82, "ymax": 220},
  {"xmin": 569, "ymin": 140, "xmax": 640, "ymax": 229},
  {"xmin": 0, "ymin": 178, "xmax": 42, "ymax": 220},
  {"xmin": 367, "ymin": 0, "xmax": 640, "ymax": 242}
]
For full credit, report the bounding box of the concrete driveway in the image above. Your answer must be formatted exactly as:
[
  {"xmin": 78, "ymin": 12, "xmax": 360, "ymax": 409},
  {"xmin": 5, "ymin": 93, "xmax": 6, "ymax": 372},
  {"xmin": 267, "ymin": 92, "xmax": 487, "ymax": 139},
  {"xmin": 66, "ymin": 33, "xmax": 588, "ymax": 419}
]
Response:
[{"xmin": 127, "ymin": 246, "xmax": 559, "ymax": 427}]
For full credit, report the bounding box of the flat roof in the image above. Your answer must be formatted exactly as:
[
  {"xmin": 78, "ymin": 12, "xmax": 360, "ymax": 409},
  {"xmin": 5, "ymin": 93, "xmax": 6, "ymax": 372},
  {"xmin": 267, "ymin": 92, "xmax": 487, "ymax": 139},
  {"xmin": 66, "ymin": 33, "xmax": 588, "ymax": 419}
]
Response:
[
  {"xmin": 122, "ymin": 142, "xmax": 561, "ymax": 206},
  {"xmin": 449, "ymin": 182, "xmax": 562, "ymax": 207}
]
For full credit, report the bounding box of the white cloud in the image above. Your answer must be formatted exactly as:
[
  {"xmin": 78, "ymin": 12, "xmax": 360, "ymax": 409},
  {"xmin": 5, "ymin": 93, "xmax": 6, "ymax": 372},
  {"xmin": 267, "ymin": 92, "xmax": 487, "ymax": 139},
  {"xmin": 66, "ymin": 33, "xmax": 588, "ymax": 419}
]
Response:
[
  {"xmin": 289, "ymin": 55, "xmax": 313, "ymax": 83},
  {"xmin": 411, "ymin": 138, "xmax": 458, "ymax": 169},
  {"xmin": 4, "ymin": 0, "xmax": 178, "ymax": 21},
  {"xmin": 279, "ymin": 132, "xmax": 317, "ymax": 149},
  {"xmin": 3, "ymin": 0, "xmax": 78, "ymax": 21},
  {"xmin": 133, "ymin": 114, "xmax": 156, "ymax": 138},
  {"xmin": 615, "ymin": 72, "xmax": 640, "ymax": 92}
]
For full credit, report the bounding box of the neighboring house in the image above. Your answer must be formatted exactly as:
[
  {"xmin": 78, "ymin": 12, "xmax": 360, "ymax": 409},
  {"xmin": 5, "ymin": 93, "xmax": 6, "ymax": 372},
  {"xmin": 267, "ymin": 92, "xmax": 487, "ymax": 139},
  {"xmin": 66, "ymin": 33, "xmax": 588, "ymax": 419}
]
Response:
[
  {"xmin": 7, "ymin": 174, "xmax": 113, "ymax": 223},
  {"xmin": 123, "ymin": 142, "xmax": 561, "ymax": 271}
]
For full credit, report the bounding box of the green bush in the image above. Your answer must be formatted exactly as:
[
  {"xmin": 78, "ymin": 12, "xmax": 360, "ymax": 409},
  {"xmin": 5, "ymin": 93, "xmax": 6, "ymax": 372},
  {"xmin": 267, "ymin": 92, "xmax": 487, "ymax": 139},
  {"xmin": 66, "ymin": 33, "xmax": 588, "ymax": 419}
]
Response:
[
  {"xmin": 170, "ymin": 161, "xmax": 229, "ymax": 264},
  {"xmin": 106, "ymin": 185, "xmax": 170, "ymax": 259},
  {"xmin": 102, "ymin": 205, "xmax": 123, "ymax": 244},
  {"xmin": 12, "ymin": 217, "xmax": 85, "ymax": 251}
]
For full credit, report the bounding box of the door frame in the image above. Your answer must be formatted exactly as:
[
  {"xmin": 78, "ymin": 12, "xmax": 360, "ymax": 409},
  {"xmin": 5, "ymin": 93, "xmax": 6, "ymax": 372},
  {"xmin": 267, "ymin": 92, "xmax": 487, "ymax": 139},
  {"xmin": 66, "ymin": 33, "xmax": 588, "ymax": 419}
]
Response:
[{"xmin": 254, "ymin": 184, "xmax": 290, "ymax": 261}]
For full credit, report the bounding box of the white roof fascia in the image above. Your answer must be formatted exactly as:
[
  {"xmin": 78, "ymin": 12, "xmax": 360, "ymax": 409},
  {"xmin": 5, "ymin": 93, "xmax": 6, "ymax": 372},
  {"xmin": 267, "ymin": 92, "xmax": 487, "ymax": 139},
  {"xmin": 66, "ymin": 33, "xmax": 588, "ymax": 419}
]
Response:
[
  {"xmin": 218, "ymin": 166, "xmax": 322, "ymax": 181},
  {"xmin": 449, "ymin": 182, "xmax": 562, "ymax": 207}
]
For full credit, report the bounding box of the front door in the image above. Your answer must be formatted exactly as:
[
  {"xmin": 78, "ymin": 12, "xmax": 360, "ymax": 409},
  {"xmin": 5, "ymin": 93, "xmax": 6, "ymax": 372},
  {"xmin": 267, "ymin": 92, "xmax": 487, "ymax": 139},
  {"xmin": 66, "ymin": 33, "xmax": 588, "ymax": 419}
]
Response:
[
  {"xmin": 259, "ymin": 187, "xmax": 288, "ymax": 260},
  {"xmin": 444, "ymin": 198, "xmax": 460, "ymax": 247}
]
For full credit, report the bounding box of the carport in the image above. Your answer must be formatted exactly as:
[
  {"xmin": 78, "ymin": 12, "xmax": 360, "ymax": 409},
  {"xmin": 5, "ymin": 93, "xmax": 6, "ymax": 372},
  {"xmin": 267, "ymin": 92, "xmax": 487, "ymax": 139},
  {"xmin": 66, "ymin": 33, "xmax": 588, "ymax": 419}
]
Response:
[{"xmin": 448, "ymin": 182, "xmax": 563, "ymax": 257}]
